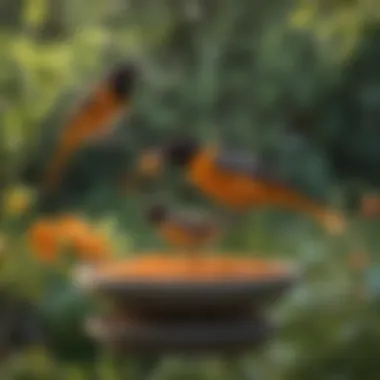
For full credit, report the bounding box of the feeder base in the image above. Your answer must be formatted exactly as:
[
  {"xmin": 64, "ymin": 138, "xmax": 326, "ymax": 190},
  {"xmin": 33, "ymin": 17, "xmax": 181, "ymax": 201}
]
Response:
[
  {"xmin": 86, "ymin": 316, "xmax": 274, "ymax": 354},
  {"xmin": 116, "ymin": 355, "xmax": 257, "ymax": 380}
]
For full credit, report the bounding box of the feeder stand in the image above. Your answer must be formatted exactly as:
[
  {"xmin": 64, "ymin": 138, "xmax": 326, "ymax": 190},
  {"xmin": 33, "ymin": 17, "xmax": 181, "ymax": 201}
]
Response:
[{"xmin": 74, "ymin": 254, "xmax": 298, "ymax": 379}]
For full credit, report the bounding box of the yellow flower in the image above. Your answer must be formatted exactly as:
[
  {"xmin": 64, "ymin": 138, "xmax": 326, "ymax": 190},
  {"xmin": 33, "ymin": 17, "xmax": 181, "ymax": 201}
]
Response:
[{"xmin": 3, "ymin": 186, "xmax": 36, "ymax": 216}]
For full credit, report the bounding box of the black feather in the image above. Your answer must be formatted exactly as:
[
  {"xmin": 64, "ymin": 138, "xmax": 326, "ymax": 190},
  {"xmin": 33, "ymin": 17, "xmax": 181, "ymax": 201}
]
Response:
[{"xmin": 107, "ymin": 62, "xmax": 139, "ymax": 101}]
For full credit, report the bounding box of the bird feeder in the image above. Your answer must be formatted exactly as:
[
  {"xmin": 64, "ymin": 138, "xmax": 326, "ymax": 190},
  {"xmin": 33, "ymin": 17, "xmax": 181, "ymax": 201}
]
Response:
[{"xmin": 74, "ymin": 254, "xmax": 298, "ymax": 356}]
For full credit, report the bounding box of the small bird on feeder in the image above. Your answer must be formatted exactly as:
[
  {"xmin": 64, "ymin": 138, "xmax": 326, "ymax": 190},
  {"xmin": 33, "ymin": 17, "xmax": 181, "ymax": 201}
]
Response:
[
  {"xmin": 145, "ymin": 203, "xmax": 228, "ymax": 258},
  {"xmin": 139, "ymin": 136, "xmax": 346, "ymax": 235}
]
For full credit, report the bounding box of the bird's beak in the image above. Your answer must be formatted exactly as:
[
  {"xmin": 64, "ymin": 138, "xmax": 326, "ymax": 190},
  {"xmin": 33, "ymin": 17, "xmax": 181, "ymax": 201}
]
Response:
[{"xmin": 137, "ymin": 148, "xmax": 164, "ymax": 177}]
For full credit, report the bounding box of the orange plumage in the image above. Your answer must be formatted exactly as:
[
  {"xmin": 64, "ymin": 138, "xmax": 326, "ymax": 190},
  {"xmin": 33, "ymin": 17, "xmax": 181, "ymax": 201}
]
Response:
[{"xmin": 43, "ymin": 63, "xmax": 138, "ymax": 192}]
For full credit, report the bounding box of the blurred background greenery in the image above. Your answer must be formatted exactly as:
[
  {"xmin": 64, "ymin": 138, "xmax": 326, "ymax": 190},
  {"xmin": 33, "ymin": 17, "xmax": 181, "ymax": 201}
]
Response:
[{"xmin": 1, "ymin": 0, "xmax": 380, "ymax": 379}]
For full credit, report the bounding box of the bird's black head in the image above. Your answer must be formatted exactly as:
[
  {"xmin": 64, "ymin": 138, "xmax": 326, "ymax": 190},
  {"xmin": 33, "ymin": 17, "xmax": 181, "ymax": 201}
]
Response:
[
  {"xmin": 162, "ymin": 136, "xmax": 199, "ymax": 168},
  {"xmin": 107, "ymin": 62, "xmax": 139, "ymax": 101},
  {"xmin": 146, "ymin": 204, "xmax": 168, "ymax": 224}
]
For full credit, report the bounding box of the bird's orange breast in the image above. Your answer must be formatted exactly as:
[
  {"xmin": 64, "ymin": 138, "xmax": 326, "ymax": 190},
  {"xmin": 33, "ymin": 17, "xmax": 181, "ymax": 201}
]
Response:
[
  {"xmin": 185, "ymin": 149, "xmax": 346, "ymax": 234},
  {"xmin": 62, "ymin": 84, "xmax": 125, "ymax": 140},
  {"xmin": 158, "ymin": 224, "xmax": 205, "ymax": 248},
  {"xmin": 187, "ymin": 148, "xmax": 265, "ymax": 209},
  {"xmin": 43, "ymin": 84, "xmax": 128, "ymax": 190}
]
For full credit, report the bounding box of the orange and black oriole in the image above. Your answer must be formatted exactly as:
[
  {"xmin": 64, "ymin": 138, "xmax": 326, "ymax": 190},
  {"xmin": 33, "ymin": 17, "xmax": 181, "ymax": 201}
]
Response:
[
  {"xmin": 42, "ymin": 63, "xmax": 138, "ymax": 194},
  {"xmin": 140, "ymin": 136, "xmax": 346, "ymax": 235},
  {"xmin": 24, "ymin": 64, "xmax": 138, "ymax": 243},
  {"xmin": 146, "ymin": 203, "xmax": 225, "ymax": 253}
]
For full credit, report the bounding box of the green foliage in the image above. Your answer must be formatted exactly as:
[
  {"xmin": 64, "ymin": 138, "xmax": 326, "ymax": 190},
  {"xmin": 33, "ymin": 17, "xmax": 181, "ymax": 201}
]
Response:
[{"xmin": 1, "ymin": 0, "xmax": 380, "ymax": 379}]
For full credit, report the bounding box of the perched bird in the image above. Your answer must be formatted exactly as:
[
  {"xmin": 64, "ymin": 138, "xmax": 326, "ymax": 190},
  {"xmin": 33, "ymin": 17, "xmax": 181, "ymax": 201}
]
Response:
[
  {"xmin": 139, "ymin": 136, "xmax": 346, "ymax": 235},
  {"xmin": 146, "ymin": 203, "xmax": 227, "ymax": 255},
  {"xmin": 42, "ymin": 62, "xmax": 139, "ymax": 194}
]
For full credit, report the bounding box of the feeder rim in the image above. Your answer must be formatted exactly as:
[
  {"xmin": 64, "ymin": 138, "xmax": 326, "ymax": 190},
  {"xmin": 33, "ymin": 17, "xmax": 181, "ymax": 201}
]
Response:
[
  {"xmin": 93, "ymin": 268, "xmax": 301, "ymax": 285},
  {"xmin": 73, "ymin": 258, "xmax": 302, "ymax": 292}
]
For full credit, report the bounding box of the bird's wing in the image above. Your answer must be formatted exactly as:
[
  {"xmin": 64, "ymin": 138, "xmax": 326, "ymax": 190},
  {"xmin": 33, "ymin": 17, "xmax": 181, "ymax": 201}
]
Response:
[{"xmin": 213, "ymin": 149, "xmax": 286, "ymax": 184}]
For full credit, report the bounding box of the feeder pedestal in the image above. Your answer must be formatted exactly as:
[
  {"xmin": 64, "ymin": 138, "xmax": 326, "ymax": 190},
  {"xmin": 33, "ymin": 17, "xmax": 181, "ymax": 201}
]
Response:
[{"xmin": 74, "ymin": 254, "xmax": 298, "ymax": 379}]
